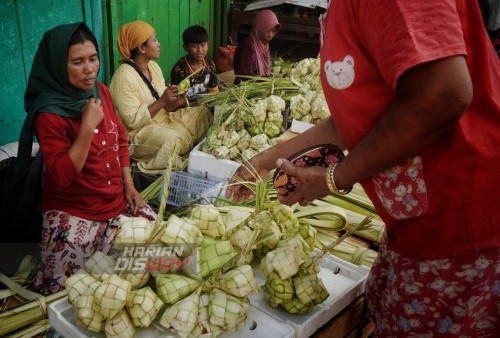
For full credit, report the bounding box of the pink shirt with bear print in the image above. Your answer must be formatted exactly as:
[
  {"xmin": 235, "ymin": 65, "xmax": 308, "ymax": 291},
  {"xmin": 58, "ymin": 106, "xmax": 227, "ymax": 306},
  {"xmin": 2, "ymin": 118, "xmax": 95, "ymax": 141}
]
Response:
[{"xmin": 319, "ymin": 0, "xmax": 500, "ymax": 259}]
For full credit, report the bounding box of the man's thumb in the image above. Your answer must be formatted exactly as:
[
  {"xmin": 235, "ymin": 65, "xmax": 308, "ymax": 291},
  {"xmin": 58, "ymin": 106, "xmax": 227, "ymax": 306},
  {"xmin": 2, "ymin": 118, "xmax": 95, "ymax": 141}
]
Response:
[{"xmin": 276, "ymin": 158, "xmax": 298, "ymax": 176}]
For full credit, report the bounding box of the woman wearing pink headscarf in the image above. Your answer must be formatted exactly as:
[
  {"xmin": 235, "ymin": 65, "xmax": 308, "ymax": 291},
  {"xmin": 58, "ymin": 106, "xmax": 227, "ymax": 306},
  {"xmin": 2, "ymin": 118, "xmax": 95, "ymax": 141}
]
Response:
[{"xmin": 233, "ymin": 9, "xmax": 280, "ymax": 82}]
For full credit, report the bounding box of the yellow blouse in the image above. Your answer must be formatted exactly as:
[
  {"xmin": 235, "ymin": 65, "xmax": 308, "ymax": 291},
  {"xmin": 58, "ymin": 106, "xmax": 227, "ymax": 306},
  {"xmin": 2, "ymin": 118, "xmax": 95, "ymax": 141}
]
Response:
[{"xmin": 109, "ymin": 61, "xmax": 166, "ymax": 137}]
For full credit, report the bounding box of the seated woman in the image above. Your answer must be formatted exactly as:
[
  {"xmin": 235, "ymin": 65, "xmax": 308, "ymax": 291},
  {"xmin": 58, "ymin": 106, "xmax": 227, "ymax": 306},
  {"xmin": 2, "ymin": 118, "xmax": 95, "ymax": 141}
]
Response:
[
  {"xmin": 109, "ymin": 21, "xmax": 212, "ymax": 173},
  {"xmin": 17, "ymin": 22, "xmax": 156, "ymax": 295},
  {"xmin": 233, "ymin": 9, "xmax": 280, "ymax": 83}
]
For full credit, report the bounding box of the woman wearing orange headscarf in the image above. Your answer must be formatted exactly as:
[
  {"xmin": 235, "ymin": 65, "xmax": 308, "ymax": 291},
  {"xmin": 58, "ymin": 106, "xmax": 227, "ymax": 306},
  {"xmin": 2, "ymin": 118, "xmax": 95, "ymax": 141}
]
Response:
[
  {"xmin": 109, "ymin": 21, "xmax": 212, "ymax": 174},
  {"xmin": 233, "ymin": 9, "xmax": 280, "ymax": 82}
]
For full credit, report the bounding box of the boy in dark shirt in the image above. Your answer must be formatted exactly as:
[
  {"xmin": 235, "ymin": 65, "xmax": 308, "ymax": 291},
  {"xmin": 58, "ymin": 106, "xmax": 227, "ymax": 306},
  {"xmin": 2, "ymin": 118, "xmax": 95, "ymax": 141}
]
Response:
[{"xmin": 170, "ymin": 25, "xmax": 219, "ymax": 101}]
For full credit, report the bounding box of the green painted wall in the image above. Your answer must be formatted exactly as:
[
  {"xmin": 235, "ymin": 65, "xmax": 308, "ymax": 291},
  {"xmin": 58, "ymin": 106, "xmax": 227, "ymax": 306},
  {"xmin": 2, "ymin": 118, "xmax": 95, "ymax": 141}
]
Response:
[
  {"xmin": 0, "ymin": 0, "xmax": 103, "ymax": 147},
  {"xmin": 102, "ymin": 0, "xmax": 220, "ymax": 85},
  {"xmin": 0, "ymin": 0, "xmax": 230, "ymax": 147}
]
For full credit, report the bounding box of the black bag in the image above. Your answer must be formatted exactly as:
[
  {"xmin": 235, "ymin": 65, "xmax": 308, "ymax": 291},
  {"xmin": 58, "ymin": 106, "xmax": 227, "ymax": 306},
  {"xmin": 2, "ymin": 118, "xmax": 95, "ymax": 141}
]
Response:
[{"xmin": 0, "ymin": 151, "xmax": 43, "ymax": 243}]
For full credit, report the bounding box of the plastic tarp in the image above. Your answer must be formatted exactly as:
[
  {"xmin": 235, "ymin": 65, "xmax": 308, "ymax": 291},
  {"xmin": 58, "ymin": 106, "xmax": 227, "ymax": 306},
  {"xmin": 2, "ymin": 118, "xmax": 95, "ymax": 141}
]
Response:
[{"xmin": 245, "ymin": 0, "xmax": 327, "ymax": 11}]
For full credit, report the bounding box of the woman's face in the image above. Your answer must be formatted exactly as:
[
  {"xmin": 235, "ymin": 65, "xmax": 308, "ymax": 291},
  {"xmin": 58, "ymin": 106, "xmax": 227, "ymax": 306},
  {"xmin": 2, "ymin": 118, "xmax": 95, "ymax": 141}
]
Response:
[
  {"xmin": 67, "ymin": 40, "xmax": 99, "ymax": 90},
  {"xmin": 261, "ymin": 26, "xmax": 279, "ymax": 44},
  {"xmin": 141, "ymin": 32, "xmax": 161, "ymax": 59}
]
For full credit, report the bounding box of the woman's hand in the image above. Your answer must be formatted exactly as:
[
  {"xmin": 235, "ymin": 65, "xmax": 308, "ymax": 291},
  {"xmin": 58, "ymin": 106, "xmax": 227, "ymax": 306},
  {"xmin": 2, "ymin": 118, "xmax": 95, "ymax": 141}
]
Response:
[
  {"xmin": 161, "ymin": 85, "xmax": 184, "ymax": 111},
  {"xmin": 149, "ymin": 85, "xmax": 183, "ymax": 117},
  {"xmin": 124, "ymin": 181, "xmax": 146, "ymax": 214},
  {"xmin": 81, "ymin": 98, "xmax": 104, "ymax": 131},
  {"xmin": 275, "ymin": 158, "xmax": 331, "ymax": 206},
  {"xmin": 175, "ymin": 94, "xmax": 187, "ymax": 107},
  {"xmin": 68, "ymin": 98, "xmax": 104, "ymax": 172}
]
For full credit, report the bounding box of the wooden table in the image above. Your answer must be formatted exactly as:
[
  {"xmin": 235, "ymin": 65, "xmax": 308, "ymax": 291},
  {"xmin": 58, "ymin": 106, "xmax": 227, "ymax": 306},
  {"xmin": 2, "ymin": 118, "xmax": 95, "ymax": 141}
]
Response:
[{"xmin": 312, "ymin": 295, "xmax": 375, "ymax": 338}]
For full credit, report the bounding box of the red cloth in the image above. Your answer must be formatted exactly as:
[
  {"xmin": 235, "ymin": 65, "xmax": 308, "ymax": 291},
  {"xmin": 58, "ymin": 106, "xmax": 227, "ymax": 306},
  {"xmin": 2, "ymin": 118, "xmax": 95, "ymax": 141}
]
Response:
[
  {"xmin": 233, "ymin": 36, "xmax": 259, "ymax": 79},
  {"xmin": 320, "ymin": 0, "xmax": 500, "ymax": 258},
  {"xmin": 34, "ymin": 82, "xmax": 129, "ymax": 220},
  {"xmin": 215, "ymin": 46, "xmax": 236, "ymax": 73}
]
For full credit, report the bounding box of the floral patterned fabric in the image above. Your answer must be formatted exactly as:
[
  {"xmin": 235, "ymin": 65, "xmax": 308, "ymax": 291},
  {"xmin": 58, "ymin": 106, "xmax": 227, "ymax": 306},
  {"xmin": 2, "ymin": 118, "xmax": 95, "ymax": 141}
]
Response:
[
  {"xmin": 34, "ymin": 205, "xmax": 156, "ymax": 295},
  {"xmin": 366, "ymin": 235, "xmax": 500, "ymax": 337},
  {"xmin": 372, "ymin": 155, "xmax": 428, "ymax": 220}
]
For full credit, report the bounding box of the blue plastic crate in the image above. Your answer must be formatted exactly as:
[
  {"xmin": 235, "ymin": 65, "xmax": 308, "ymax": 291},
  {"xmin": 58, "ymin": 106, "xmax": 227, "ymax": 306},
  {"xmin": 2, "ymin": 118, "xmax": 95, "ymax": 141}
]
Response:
[{"xmin": 160, "ymin": 171, "xmax": 226, "ymax": 207}]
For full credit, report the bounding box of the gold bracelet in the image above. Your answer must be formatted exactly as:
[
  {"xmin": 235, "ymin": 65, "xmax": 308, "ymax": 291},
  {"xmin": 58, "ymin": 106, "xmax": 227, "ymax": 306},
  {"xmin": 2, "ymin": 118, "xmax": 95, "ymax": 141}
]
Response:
[
  {"xmin": 325, "ymin": 163, "xmax": 352, "ymax": 195},
  {"xmin": 123, "ymin": 178, "xmax": 134, "ymax": 184}
]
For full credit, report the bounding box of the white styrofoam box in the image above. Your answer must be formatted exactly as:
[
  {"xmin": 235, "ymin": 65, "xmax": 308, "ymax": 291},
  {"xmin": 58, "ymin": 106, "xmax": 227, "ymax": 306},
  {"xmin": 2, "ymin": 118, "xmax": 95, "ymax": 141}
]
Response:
[
  {"xmin": 48, "ymin": 255, "xmax": 368, "ymax": 338},
  {"xmin": 188, "ymin": 139, "xmax": 241, "ymax": 182},
  {"xmin": 249, "ymin": 254, "xmax": 370, "ymax": 338},
  {"xmin": 290, "ymin": 119, "xmax": 314, "ymax": 134},
  {"xmin": 49, "ymin": 297, "xmax": 295, "ymax": 338}
]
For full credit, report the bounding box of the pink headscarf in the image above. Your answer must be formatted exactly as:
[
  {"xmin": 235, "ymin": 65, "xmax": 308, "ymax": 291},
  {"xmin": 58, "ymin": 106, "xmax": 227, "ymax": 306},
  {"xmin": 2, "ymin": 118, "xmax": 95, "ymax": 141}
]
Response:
[{"xmin": 250, "ymin": 10, "xmax": 280, "ymax": 76}]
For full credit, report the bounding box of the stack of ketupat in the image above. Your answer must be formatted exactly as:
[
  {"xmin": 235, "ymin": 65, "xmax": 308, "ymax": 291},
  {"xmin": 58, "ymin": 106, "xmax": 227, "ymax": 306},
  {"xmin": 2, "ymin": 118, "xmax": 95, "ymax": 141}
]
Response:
[
  {"xmin": 64, "ymin": 201, "xmax": 262, "ymax": 337},
  {"xmin": 197, "ymin": 55, "xmax": 329, "ymax": 130},
  {"xmin": 65, "ymin": 170, "xmax": 383, "ymax": 336},
  {"xmin": 64, "ymin": 251, "xmax": 162, "ymax": 337},
  {"xmin": 259, "ymin": 214, "xmax": 372, "ymax": 314},
  {"xmin": 202, "ymin": 94, "xmax": 288, "ymax": 162},
  {"xmin": 287, "ymin": 57, "xmax": 331, "ymax": 125}
]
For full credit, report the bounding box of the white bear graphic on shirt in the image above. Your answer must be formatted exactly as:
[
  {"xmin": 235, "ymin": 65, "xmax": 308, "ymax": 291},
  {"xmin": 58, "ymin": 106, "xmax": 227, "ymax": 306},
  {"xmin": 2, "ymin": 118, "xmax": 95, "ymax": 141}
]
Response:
[{"xmin": 324, "ymin": 55, "xmax": 355, "ymax": 90}]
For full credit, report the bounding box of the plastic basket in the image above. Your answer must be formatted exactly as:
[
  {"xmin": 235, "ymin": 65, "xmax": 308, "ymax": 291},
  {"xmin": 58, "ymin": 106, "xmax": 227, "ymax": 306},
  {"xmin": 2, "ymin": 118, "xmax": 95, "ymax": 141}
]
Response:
[{"xmin": 160, "ymin": 171, "xmax": 226, "ymax": 207}]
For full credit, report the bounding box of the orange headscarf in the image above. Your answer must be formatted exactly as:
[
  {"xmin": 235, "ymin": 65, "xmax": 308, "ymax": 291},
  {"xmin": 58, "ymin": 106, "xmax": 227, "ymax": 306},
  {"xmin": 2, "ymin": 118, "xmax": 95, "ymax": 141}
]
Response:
[
  {"xmin": 251, "ymin": 10, "xmax": 280, "ymax": 76},
  {"xmin": 117, "ymin": 21, "xmax": 155, "ymax": 61}
]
